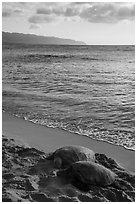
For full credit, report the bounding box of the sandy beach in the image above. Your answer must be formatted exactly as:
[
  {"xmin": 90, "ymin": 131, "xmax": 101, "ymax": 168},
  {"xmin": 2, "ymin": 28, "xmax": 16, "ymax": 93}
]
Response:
[
  {"xmin": 2, "ymin": 112, "xmax": 135, "ymax": 202},
  {"xmin": 3, "ymin": 112, "xmax": 135, "ymax": 173},
  {"xmin": 2, "ymin": 2, "xmax": 135, "ymax": 202}
]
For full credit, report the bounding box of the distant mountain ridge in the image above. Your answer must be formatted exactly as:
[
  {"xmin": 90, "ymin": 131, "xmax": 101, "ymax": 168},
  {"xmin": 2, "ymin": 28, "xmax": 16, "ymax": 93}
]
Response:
[{"xmin": 2, "ymin": 32, "xmax": 86, "ymax": 45}]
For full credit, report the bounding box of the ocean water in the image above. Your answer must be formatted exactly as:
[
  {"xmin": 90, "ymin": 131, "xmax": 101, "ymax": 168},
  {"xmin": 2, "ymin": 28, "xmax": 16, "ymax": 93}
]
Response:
[{"xmin": 2, "ymin": 43, "xmax": 135, "ymax": 150}]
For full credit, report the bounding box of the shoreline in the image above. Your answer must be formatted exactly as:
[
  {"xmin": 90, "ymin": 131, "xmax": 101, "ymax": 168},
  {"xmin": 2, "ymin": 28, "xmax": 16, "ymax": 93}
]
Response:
[
  {"xmin": 2, "ymin": 111, "xmax": 135, "ymax": 174},
  {"xmin": 23, "ymin": 116, "xmax": 135, "ymax": 152},
  {"xmin": 3, "ymin": 111, "xmax": 135, "ymax": 152},
  {"xmin": 3, "ymin": 110, "xmax": 135, "ymax": 152}
]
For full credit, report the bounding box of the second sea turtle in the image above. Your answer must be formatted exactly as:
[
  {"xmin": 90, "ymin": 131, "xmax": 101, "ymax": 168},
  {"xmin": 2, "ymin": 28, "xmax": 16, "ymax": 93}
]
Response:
[{"xmin": 57, "ymin": 161, "xmax": 116, "ymax": 190}]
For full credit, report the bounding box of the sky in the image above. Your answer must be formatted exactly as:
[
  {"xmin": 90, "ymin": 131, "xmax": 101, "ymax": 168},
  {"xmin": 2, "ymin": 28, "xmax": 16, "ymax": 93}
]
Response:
[{"xmin": 2, "ymin": 2, "xmax": 135, "ymax": 45}]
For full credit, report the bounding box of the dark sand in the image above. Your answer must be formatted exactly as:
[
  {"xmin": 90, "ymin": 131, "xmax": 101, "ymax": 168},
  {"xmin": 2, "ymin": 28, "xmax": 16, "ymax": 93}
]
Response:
[{"xmin": 2, "ymin": 112, "xmax": 135, "ymax": 173}]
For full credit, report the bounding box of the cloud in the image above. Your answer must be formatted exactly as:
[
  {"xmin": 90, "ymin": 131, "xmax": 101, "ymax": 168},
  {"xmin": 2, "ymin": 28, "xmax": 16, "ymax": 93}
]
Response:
[
  {"xmin": 117, "ymin": 4, "xmax": 135, "ymax": 20},
  {"xmin": 29, "ymin": 15, "xmax": 44, "ymax": 24},
  {"xmin": 2, "ymin": 10, "xmax": 11, "ymax": 17},
  {"xmin": 14, "ymin": 9, "xmax": 22, "ymax": 14},
  {"xmin": 3, "ymin": 2, "xmax": 134, "ymax": 24},
  {"xmin": 28, "ymin": 14, "xmax": 54, "ymax": 24},
  {"xmin": 36, "ymin": 4, "xmax": 80, "ymax": 17},
  {"xmin": 2, "ymin": 7, "xmax": 23, "ymax": 18},
  {"xmin": 37, "ymin": 8, "xmax": 52, "ymax": 15},
  {"xmin": 63, "ymin": 7, "xmax": 79, "ymax": 17},
  {"xmin": 32, "ymin": 2, "xmax": 134, "ymax": 24},
  {"xmin": 79, "ymin": 3, "xmax": 135, "ymax": 23},
  {"xmin": 29, "ymin": 24, "xmax": 40, "ymax": 29}
]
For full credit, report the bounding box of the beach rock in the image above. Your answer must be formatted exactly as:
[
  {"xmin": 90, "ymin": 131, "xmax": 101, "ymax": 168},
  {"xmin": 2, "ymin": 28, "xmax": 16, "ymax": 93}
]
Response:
[
  {"xmin": 17, "ymin": 147, "xmax": 45, "ymax": 157},
  {"xmin": 30, "ymin": 192, "xmax": 55, "ymax": 202},
  {"xmin": 3, "ymin": 173, "xmax": 15, "ymax": 180},
  {"xmin": 58, "ymin": 195, "xmax": 79, "ymax": 202},
  {"xmin": 46, "ymin": 146, "xmax": 95, "ymax": 169},
  {"xmin": 95, "ymin": 153, "xmax": 123, "ymax": 170}
]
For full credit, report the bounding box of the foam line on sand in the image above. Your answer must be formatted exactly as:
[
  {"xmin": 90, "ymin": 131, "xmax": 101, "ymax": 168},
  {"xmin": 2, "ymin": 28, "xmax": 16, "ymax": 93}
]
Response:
[{"xmin": 2, "ymin": 112, "xmax": 135, "ymax": 173}]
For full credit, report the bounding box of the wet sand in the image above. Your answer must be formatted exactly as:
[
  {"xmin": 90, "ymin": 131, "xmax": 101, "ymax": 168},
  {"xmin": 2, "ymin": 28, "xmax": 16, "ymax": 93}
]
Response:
[{"xmin": 2, "ymin": 112, "xmax": 135, "ymax": 173}]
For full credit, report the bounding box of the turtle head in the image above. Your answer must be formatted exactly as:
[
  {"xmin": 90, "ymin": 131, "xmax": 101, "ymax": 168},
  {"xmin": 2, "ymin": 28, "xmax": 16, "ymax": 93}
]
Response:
[{"xmin": 54, "ymin": 157, "xmax": 62, "ymax": 168}]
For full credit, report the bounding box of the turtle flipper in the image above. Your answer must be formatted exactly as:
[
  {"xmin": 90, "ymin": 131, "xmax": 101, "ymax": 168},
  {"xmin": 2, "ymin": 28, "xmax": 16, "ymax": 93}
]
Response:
[{"xmin": 71, "ymin": 177, "xmax": 92, "ymax": 192}]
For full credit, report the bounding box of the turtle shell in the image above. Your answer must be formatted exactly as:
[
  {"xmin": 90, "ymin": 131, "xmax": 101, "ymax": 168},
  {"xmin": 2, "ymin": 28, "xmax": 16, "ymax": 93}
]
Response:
[
  {"xmin": 69, "ymin": 161, "xmax": 116, "ymax": 187},
  {"xmin": 47, "ymin": 146, "xmax": 95, "ymax": 169}
]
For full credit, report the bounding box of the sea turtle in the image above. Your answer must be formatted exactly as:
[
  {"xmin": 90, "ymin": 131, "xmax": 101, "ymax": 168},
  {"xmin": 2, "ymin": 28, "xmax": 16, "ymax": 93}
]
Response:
[
  {"xmin": 46, "ymin": 146, "xmax": 95, "ymax": 169},
  {"xmin": 57, "ymin": 161, "xmax": 116, "ymax": 190}
]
